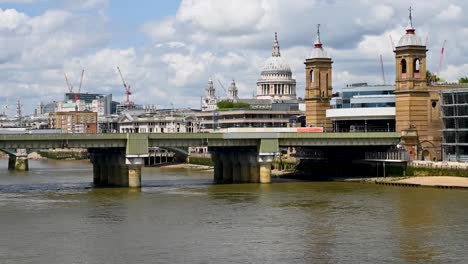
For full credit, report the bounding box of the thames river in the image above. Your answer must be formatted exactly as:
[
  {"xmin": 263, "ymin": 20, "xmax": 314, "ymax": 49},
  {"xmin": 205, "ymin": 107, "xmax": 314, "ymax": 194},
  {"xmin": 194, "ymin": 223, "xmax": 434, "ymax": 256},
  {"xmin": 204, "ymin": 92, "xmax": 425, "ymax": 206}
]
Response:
[{"xmin": 0, "ymin": 159, "xmax": 467, "ymax": 264}]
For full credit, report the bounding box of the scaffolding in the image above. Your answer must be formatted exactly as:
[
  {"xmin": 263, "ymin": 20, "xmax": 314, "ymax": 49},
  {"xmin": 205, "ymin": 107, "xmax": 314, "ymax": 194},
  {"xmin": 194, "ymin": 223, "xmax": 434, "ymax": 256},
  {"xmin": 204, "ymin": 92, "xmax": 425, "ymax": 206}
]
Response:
[{"xmin": 441, "ymin": 89, "xmax": 468, "ymax": 162}]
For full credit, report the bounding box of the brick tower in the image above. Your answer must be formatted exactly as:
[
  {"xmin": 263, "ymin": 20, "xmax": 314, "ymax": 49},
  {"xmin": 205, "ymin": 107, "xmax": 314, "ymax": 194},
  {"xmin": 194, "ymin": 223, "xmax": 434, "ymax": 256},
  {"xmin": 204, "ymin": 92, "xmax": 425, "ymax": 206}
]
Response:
[{"xmin": 305, "ymin": 24, "xmax": 333, "ymax": 131}]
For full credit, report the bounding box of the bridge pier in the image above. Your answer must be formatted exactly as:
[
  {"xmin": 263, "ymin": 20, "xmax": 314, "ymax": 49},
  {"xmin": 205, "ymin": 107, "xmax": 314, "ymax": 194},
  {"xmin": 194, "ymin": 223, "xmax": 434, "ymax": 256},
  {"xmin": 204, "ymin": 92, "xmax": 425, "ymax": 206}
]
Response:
[
  {"xmin": 258, "ymin": 154, "xmax": 274, "ymax": 184},
  {"xmin": 126, "ymin": 157, "xmax": 144, "ymax": 188},
  {"xmin": 211, "ymin": 148, "xmax": 271, "ymax": 184},
  {"xmin": 89, "ymin": 149, "xmax": 141, "ymax": 188},
  {"xmin": 7, "ymin": 149, "xmax": 29, "ymax": 171}
]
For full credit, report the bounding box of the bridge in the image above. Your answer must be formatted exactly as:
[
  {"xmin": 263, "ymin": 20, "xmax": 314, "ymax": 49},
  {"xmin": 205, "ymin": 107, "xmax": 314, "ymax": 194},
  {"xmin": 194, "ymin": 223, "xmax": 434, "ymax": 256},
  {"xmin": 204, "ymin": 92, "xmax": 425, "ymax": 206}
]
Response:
[{"xmin": 0, "ymin": 132, "xmax": 400, "ymax": 187}]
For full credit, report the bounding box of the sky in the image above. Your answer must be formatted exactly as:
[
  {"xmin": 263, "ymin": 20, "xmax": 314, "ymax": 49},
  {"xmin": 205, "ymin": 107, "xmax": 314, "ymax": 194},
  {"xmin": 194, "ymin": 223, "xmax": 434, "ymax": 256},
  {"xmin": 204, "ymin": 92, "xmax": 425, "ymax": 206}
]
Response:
[{"xmin": 1, "ymin": 0, "xmax": 468, "ymax": 115}]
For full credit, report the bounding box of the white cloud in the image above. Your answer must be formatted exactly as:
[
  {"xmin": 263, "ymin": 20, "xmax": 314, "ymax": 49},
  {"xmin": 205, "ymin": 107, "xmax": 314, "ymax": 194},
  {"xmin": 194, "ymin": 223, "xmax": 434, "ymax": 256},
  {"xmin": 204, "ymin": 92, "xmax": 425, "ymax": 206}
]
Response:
[
  {"xmin": 176, "ymin": 0, "xmax": 265, "ymax": 35},
  {"xmin": 0, "ymin": 8, "xmax": 29, "ymax": 31},
  {"xmin": 3, "ymin": 0, "xmax": 468, "ymax": 114},
  {"xmin": 436, "ymin": 4, "xmax": 462, "ymax": 21},
  {"xmin": 440, "ymin": 64, "xmax": 468, "ymax": 83},
  {"xmin": 141, "ymin": 18, "xmax": 176, "ymax": 42}
]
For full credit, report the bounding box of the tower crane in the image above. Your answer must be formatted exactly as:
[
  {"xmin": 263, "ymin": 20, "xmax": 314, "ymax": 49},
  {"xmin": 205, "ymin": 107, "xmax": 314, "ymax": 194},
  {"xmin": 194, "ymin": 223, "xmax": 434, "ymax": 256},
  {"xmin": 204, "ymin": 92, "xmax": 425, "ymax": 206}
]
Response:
[
  {"xmin": 216, "ymin": 79, "xmax": 228, "ymax": 97},
  {"xmin": 64, "ymin": 73, "xmax": 74, "ymax": 94},
  {"xmin": 380, "ymin": 55, "xmax": 386, "ymax": 85},
  {"xmin": 64, "ymin": 70, "xmax": 85, "ymax": 102},
  {"xmin": 389, "ymin": 35, "xmax": 395, "ymax": 52},
  {"xmin": 438, "ymin": 40, "xmax": 447, "ymax": 79},
  {"xmin": 75, "ymin": 69, "xmax": 84, "ymax": 102},
  {"xmin": 117, "ymin": 66, "xmax": 134, "ymax": 106}
]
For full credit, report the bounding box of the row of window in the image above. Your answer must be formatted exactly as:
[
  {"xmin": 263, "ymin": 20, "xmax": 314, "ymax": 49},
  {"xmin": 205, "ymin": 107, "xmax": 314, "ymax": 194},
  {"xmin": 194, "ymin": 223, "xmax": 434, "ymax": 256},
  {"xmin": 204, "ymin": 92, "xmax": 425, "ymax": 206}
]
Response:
[{"xmin": 401, "ymin": 58, "xmax": 421, "ymax": 74}]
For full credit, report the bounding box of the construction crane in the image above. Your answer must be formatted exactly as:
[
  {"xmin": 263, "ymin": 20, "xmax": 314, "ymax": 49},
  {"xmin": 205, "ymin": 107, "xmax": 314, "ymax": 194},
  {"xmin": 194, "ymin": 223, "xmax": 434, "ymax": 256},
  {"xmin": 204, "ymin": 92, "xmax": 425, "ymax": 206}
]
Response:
[
  {"xmin": 389, "ymin": 35, "xmax": 395, "ymax": 52},
  {"xmin": 75, "ymin": 69, "xmax": 84, "ymax": 102},
  {"xmin": 216, "ymin": 79, "xmax": 228, "ymax": 97},
  {"xmin": 64, "ymin": 73, "xmax": 74, "ymax": 93},
  {"xmin": 380, "ymin": 55, "xmax": 386, "ymax": 85},
  {"xmin": 64, "ymin": 70, "xmax": 85, "ymax": 102},
  {"xmin": 117, "ymin": 66, "xmax": 134, "ymax": 106},
  {"xmin": 438, "ymin": 40, "xmax": 447, "ymax": 78},
  {"xmin": 1, "ymin": 98, "xmax": 9, "ymax": 116}
]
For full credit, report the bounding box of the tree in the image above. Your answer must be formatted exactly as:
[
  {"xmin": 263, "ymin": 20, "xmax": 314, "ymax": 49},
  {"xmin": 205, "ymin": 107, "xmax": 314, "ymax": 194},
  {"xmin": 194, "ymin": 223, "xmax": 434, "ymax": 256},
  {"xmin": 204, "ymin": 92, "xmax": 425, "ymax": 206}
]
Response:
[
  {"xmin": 426, "ymin": 70, "xmax": 440, "ymax": 85},
  {"xmin": 459, "ymin": 77, "xmax": 468, "ymax": 84},
  {"xmin": 216, "ymin": 100, "xmax": 251, "ymax": 110}
]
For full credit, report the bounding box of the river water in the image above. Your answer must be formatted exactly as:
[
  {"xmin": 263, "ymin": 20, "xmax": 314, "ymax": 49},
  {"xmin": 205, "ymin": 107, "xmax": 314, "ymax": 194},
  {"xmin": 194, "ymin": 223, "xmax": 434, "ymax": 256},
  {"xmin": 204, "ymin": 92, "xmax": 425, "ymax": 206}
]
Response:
[{"xmin": 0, "ymin": 159, "xmax": 467, "ymax": 264}]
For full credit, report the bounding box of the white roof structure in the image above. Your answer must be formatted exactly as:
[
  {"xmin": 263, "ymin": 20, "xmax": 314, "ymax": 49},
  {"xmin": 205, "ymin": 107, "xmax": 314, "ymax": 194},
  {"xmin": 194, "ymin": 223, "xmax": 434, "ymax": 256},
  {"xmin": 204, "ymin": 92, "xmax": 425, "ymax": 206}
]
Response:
[
  {"xmin": 310, "ymin": 24, "xmax": 329, "ymax": 59},
  {"xmin": 261, "ymin": 32, "xmax": 292, "ymax": 74},
  {"xmin": 257, "ymin": 32, "xmax": 297, "ymax": 100},
  {"xmin": 397, "ymin": 7, "xmax": 424, "ymax": 47}
]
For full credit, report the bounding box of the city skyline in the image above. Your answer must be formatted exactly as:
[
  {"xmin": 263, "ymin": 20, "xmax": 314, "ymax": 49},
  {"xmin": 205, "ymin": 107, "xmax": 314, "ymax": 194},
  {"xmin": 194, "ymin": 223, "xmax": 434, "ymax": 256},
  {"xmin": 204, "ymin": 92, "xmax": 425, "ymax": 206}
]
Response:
[{"xmin": 1, "ymin": 0, "xmax": 468, "ymax": 114}]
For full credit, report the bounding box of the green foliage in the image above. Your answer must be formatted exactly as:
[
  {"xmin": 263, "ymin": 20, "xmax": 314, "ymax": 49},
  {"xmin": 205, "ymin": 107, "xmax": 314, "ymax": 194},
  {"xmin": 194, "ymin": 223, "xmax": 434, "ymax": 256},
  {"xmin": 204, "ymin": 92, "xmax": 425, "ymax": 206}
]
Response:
[
  {"xmin": 426, "ymin": 70, "xmax": 441, "ymax": 84},
  {"xmin": 216, "ymin": 100, "xmax": 251, "ymax": 110},
  {"xmin": 274, "ymin": 160, "xmax": 297, "ymax": 171},
  {"xmin": 187, "ymin": 156, "xmax": 213, "ymax": 166},
  {"xmin": 406, "ymin": 167, "xmax": 468, "ymax": 177},
  {"xmin": 385, "ymin": 165, "xmax": 406, "ymax": 176},
  {"xmin": 459, "ymin": 77, "xmax": 468, "ymax": 84}
]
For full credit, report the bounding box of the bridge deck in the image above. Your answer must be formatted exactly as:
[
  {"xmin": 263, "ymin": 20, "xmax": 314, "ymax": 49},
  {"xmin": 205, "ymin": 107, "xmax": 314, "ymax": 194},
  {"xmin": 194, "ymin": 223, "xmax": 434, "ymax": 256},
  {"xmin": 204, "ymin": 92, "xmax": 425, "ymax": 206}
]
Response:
[{"xmin": 0, "ymin": 132, "xmax": 401, "ymax": 150}]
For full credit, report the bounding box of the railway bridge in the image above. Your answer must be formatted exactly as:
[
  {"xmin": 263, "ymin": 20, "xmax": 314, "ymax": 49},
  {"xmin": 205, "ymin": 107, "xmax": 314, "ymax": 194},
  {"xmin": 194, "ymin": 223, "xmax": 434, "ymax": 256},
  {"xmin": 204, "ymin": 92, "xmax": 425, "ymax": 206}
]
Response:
[{"xmin": 0, "ymin": 132, "xmax": 400, "ymax": 187}]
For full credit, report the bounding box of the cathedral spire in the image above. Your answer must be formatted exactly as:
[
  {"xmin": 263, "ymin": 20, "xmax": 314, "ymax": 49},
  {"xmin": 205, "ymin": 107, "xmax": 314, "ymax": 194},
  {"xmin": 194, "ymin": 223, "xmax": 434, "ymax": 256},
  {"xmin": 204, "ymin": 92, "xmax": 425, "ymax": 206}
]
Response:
[{"xmin": 272, "ymin": 32, "xmax": 281, "ymax": 57}]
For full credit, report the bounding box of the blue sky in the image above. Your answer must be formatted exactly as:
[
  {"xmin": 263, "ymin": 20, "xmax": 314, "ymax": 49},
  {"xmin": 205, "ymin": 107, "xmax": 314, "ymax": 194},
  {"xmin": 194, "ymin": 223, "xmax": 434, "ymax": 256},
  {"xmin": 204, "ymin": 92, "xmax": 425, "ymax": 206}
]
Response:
[{"xmin": 1, "ymin": 0, "xmax": 468, "ymax": 115}]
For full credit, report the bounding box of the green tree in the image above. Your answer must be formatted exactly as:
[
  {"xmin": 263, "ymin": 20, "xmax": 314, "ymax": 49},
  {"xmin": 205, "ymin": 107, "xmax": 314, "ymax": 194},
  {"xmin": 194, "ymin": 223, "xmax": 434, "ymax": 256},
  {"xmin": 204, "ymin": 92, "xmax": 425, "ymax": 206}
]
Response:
[
  {"xmin": 459, "ymin": 77, "xmax": 468, "ymax": 84},
  {"xmin": 216, "ymin": 100, "xmax": 251, "ymax": 110},
  {"xmin": 426, "ymin": 70, "xmax": 440, "ymax": 84},
  {"xmin": 216, "ymin": 100, "xmax": 234, "ymax": 109}
]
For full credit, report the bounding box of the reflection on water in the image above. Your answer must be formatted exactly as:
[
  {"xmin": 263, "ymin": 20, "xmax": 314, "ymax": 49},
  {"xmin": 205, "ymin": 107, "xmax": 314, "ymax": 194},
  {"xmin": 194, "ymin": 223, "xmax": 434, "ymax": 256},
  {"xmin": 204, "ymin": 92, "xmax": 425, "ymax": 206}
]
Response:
[{"xmin": 0, "ymin": 159, "xmax": 467, "ymax": 263}]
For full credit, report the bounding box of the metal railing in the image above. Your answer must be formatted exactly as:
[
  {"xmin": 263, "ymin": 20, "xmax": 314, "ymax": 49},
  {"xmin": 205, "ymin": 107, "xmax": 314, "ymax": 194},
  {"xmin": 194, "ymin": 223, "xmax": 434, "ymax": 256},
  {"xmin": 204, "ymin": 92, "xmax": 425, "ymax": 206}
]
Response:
[{"xmin": 365, "ymin": 151, "xmax": 409, "ymax": 162}]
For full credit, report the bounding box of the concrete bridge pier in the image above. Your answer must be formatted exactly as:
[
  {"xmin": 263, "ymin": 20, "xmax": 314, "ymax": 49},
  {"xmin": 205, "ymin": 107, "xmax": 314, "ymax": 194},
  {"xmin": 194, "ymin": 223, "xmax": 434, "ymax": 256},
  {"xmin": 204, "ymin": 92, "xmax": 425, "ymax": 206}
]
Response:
[
  {"xmin": 211, "ymin": 152, "xmax": 223, "ymax": 183},
  {"xmin": 248, "ymin": 154, "xmax": 260, "ymax": 183},
  {"xmin": 220, "ymin": 152, "xmax": 234, "ymax": 183},
  {"xmin": 258, "ymin": 154, "xmax": 274, "ymax": 184},
  {"xmin": 90, "ymin": 149, "xmax": 135, "ymax": 188},
  {"xmin": 7, "ymin": 149, "xmax": 29, "ymax": 171},
  {"xmin": 211, "ymin": 148, "xmax": 272, "ymax": 184},
  {"xmin": 126, "ymin": 157, "xmax": 144, "ymax": 188}
]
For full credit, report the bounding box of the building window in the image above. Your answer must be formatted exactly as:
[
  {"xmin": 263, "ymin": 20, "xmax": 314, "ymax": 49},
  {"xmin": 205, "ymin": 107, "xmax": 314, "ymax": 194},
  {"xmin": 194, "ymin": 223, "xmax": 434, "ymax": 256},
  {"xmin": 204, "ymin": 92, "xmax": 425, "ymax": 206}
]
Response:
[
  {"xmin": 310, "ymin": 70, "xmax": 314, "ymax": 86},
  {"xmin": 401, "ymin": 59, "xmax": 407, "ymax": 74},
  {"xmin": 413, "ymin": 58, "xmax": 420, "ymax": 78}
]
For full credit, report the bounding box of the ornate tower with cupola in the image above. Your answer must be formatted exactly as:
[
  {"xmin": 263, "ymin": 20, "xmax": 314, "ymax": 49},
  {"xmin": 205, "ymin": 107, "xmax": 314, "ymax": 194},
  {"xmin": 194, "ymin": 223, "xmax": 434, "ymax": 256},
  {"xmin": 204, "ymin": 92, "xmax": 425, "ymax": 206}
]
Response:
[
  {"xmin": 228, "ymin": 79, "xmax": 239, "ymax": 102},
  {"xmin": 304, "ymin": 25, "xmax": 333, "ymax": 131},
  {"xmin": 395, "ymin": 7, "xmax": 428, "ymax": 91},
  {"xmin": 395, "ymin": 7, "xmax": 442, "ymax": 161}
]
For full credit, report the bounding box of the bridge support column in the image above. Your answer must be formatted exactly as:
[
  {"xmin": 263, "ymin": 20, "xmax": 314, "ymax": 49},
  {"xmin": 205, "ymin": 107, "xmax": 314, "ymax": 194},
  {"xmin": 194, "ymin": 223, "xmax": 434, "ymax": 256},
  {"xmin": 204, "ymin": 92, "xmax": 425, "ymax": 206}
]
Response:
[
  {"xmin": 221, "ymin": 152, "xmax": 233, "ymax": 184},
  {"xmin": 258, "ymin": 154, "xmax": 274, "ymax": 184},
  {"xmin": 211, "ymin": 152, "xmax": 223, "ymax": 183},
  {"xmin": 90, "ymin": 149, "xmax": 131, "ymax": 188},
  {"xmin": 126, "ymin": 157, "xmax": 144, "ymax": 188},
  {"xmin": 239, "ymin": 153, "xmax": 252, "ymax": 183},
  {"xmin": 211, "ymin": 148, "xmax": 267, "ymax": 184},
  {"xmin": 8, "ymin": 149, "xmax": 29, "ymax": 171},
  {"xmin": 232, "ymin": 152, "xmax": 242, "ymax": 183},
  {"xmin": 248, "ymin": 153, "xmax": 260, "ymax": 183}
]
